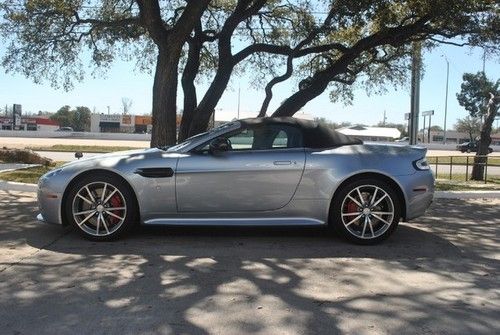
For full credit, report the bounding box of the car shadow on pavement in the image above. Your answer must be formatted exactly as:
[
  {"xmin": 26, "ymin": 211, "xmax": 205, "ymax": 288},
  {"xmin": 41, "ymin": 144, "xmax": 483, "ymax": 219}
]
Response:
[{"xmin": 1, "ymin": 191, "xmax": 499, "ymax": 334}]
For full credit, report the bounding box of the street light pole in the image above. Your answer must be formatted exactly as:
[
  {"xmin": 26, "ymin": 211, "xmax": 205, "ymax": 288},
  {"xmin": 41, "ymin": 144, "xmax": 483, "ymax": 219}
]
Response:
[
  {"xmin": 443, "ymin": 57, "xmax": 449, "ymax": 144},
  {"xmin": 409, "ymin": 42, "xmax": 421, "ymax": 145},
  {"xmin": 237, "ymin": 85, "xmax": 241, "ymax": 119}
]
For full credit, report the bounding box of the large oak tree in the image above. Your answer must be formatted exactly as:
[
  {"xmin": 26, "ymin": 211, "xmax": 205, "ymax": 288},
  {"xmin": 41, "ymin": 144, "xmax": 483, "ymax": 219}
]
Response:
[{"xmin": 1, "ymin": 1, "xmax": 499, "ymax": 146}]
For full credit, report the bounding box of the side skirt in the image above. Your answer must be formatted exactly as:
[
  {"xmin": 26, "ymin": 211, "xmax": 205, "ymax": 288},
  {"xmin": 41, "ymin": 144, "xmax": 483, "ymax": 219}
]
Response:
[{"xmin": 143, "ymin": 217, "xmax": 326, "ymax": 226}]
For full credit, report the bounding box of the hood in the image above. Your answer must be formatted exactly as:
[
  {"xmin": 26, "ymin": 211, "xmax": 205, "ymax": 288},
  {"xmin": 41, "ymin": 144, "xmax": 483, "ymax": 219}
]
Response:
[{"xmin": 61, "ymin": 148, "xmax": 154, "ymax": 168}]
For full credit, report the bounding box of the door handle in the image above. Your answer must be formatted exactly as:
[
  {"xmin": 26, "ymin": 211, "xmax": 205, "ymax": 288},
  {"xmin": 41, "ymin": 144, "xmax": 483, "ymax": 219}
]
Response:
[{"xmin": 273, "ymin": 160, "xmax": 292, "ymax": 165}]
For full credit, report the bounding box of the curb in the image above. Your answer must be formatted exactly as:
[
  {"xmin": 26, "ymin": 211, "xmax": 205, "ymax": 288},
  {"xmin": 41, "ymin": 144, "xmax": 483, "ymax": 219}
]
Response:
[
  {"xmin": 434, "ymin": 191, "xmax": 500, "ymax": 199},
  {"xmin": 1, "ymin": 180, "xmax": 499, "ymax": 199},
  {"xmin": 0, "ymin": 180, "xmax": 37, "ymax": 192}
]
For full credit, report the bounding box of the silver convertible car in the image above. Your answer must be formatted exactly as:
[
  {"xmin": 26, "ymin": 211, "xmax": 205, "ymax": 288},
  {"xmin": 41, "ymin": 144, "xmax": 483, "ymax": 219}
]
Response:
[{"xmin": 37, "ymin": 117, "xmax": 434, "ymax": 244}]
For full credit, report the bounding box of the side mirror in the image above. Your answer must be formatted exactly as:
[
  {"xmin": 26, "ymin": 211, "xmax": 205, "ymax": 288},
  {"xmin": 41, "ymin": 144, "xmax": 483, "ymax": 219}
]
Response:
[
  {"xmin": 75, "ymin": 152, "xmax": 83, "ymax": 160},
  {"xmin": 209, "ymin": 137, "xmax": 231, "ymax": 155}
]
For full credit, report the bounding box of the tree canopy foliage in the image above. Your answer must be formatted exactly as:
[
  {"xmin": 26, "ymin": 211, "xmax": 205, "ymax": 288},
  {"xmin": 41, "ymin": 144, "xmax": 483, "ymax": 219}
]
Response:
[
  {"xmin": 454, "ymin": 116, "xmax": 481, "ymax": 141},
  {"xmin": 456, "ymin": 71, "xmax": 499, "ymax": 180},
  {"xmin": 50, "ymin": 105, "xmax": 91, "ymax": 131},
  {"xmin": 1, "ymin": 0, "xmax": 499, "ymax": 146},
  {"xmin": 457, "ymin": 72, "xmax": 500, "ymax": 118}
]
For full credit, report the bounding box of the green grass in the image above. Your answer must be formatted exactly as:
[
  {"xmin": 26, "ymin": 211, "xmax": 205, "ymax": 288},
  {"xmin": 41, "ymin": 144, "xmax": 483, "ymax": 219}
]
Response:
[
  {"xmin": 0, "ymin": 162, "xmax": 66, "ymax": 184},
  {"xmin": 27, "ymin": 144, "xmax": 142, "ymax": 153},
  {"xmin": 427, "ymin": 156, "xmax": 500, "ymax": 166},
  {"xmin": 435, "ymin": 175, "xmax": 500, "ymax": 191}
]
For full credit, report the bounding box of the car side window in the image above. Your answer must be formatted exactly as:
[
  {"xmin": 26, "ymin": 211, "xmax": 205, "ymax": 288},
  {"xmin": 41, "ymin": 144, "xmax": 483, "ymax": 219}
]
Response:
[
  {"xmin": 247, "ymin": 124, "xmax": 303, "ymax": 150},
  {"xmin": 194, "ymin": 124, "xmax": 303, "ymax": 153},
  {"xmin": 227, "ymin": 128, "xmax": 254, "ymax": 151},
  {"xmin": 272, "ymin": 130, "xmax": 287, "ymax": 148}
]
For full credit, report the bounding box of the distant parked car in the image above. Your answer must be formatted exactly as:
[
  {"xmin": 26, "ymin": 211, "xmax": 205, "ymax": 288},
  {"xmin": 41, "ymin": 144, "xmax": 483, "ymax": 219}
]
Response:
[
  {"xmin": 457, "ymin": 141, "xmax": 493, "ymax": 153},
  {"xmin": 55, "ymin": 127, "xmax": 74, "ymax": 132}
]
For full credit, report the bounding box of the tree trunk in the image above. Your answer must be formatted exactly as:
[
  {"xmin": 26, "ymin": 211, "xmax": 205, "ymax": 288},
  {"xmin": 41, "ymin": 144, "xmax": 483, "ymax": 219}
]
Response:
[
  {"xmin": 150, "ymin": 46, "xmax": 180, "ymax": 148},
  {"xmin": 272, "ymin": 75, "xmax": 330, "ymax": 117},
  {"xmin": 178, "ymin": 38, "xmax": 202, "ymax": 142},
  {"xmin": 471, "ymin": 94, "xmax": 498, "ymax": 180},
  {"xmin": 188, "ymin": 64, "xmax": 234, "ymax": 137},
  {"xmin": 272, "ymin": 54, "xmax": 354, "ymax": 117}
]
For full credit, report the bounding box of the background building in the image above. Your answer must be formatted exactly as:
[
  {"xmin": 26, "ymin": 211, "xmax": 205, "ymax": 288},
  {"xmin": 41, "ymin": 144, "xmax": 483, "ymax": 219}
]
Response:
[
  {"xmin": 0, "ymin": 116, "xmax": 59, "ymax": 131},
  {"xmin": 428, "ymin": 130, "xmax": 500, "ymax": 145},
  {"xmin": 90, "ymin": 114, "xmax": 182, "ymax": 133}
]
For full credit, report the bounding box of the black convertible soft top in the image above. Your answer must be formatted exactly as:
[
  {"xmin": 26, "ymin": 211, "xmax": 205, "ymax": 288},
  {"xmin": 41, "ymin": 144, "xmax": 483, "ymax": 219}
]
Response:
[{"xmin": 239, "ymin": 117, "xmax": 363, "ymax": 149}]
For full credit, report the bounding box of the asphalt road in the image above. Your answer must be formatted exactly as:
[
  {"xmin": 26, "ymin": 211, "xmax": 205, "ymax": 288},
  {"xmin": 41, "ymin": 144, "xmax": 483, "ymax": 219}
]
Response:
[{"xmin": 0, "ymin": 191, "xmax": 499, "ymax": 334}]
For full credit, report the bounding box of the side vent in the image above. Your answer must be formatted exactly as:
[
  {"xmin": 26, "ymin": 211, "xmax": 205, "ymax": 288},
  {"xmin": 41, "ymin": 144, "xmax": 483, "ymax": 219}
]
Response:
[{"xmin": 134, "ymin": 168, "xmax": 174, "ymax": 178}]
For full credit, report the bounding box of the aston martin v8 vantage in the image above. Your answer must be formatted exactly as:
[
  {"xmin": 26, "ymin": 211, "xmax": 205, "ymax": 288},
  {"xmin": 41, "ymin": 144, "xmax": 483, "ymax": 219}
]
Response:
[{"xmin": 37, "ymin": 117, "xmax": 434, "ymax": 244}]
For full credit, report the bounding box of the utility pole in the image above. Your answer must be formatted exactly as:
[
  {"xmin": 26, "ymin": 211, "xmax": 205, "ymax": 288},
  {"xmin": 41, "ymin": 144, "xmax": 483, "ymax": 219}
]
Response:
[
  {"xmin": 237, "ymin": 85, "xmax": 241, "ymax": 119},
  {"xmin": 422, "ymin": 110, "xmax": 435, "ymax": 143},
  {"xmin": 428, "ymin": 113, "xmax": 432, "ymax": 143},
  {"xmin": 443, "ymin": 56, "xmax": 449, "ymax": 144},
  {"xmin": 107, "ymin": 106, "xmax": 110, "ymax": 115},
  {"xmin": 409, "ymin": 42, "xmax": 421, "ymax": 145},
  {"xmin": 382, "ymin": 110, "xmax": 387, "ymax": 126},
  {"xmin": 422, "ymin": 115, "xmax": 426, "ymax": 143}
]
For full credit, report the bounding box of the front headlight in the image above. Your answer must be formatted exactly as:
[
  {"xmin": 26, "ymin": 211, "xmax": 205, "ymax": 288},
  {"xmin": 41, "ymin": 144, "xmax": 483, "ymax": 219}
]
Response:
[
  {"xmin": 413, "ymin": 157, "xmax": 430, "ymax": 171},
  {"xmin": 42, "ymin": 168, "xmax": 63, "ymax": 179}
]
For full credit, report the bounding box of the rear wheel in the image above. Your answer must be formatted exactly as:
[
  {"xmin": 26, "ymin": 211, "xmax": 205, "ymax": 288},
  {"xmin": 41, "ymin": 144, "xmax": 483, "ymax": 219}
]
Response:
[
  {"xmin": 330, "ymin": 179, "xmax": 401, "ymax": 244},
  {"xmin": 64, "ymin": 173, "xmax": 137, "ymax": 241}
]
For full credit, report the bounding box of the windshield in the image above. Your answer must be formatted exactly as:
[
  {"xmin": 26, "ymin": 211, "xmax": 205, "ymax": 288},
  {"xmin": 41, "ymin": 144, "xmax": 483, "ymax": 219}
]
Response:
[{"xmin": 166, "ymin": 121, "xmax": 237, "ymax": 152}]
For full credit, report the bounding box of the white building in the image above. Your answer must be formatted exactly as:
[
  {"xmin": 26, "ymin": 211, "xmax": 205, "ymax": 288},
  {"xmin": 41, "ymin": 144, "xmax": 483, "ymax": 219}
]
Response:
[
  {"xmin": 90, "ymin": 114, "xmax": 136, "ymax": 133},
  {"xmin": 428, "ymin": 130, "xmax": 500, "ymax": 145},
  {"xmin": 337, "ymin": 125, "xmax": 401, "ymax": 142}
]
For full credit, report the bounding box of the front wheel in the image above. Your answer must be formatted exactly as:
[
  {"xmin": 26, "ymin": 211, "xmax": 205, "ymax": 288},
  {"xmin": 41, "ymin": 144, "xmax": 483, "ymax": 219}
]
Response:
[
  {"xmin": 330, "ymin": 179, "xmax": 401, "ymax": 244},
  {"xmin": 64, "ymin": 173, "xmax": 137, "ymax": 241}
]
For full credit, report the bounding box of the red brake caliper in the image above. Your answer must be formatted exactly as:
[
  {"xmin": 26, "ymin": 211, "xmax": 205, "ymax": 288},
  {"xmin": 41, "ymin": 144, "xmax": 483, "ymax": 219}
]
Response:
[
  {"xmin": 108, "ymin": 194, "xmax": 123, "ymax": 225},
  {"xmin": 346, "ymin": 200, "xmax": 359, "ymax": 214}
]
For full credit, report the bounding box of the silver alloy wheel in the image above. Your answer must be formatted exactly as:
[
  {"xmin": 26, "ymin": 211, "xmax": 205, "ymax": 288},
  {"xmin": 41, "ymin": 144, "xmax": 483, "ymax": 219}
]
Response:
[
  {"xmin": 340, "ymin": 185, "xmax": 395, "ymax": 239},
  {"xmin": 72, "ymin": 182, "xmax": 127, "ymax": 237}
]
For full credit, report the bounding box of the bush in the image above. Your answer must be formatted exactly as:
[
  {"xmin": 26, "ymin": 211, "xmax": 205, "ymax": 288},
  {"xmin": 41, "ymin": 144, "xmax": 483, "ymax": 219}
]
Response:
[{"xmin": 0, "ymin": 148, "xmax": 54, "ymax": 166}]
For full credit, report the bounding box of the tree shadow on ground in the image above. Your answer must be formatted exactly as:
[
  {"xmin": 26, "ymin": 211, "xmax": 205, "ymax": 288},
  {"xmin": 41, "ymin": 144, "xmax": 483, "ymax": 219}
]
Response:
[{"xmin": 1, "ymin": 192, "xmax": 499, "ymax": 334}]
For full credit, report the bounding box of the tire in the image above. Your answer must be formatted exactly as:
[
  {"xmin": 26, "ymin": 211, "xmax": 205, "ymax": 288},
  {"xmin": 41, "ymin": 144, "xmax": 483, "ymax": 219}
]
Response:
[
  {"xmin": 64, "ymin": 172, "xmax": 137, "ymax": 241},
  {"xmin": 466, "ymin": 149, "xmax": 471, "ymax": 153},
  {"xmin": 330, "ymin": 178, "xmax": 401, "ymax": 245}
]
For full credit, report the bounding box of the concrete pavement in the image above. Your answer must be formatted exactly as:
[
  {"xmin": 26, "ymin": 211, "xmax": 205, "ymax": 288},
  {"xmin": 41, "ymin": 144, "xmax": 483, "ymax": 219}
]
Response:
[{"xmin": 0, "ymin": 190, "xmax": 499, "ymax": 334}]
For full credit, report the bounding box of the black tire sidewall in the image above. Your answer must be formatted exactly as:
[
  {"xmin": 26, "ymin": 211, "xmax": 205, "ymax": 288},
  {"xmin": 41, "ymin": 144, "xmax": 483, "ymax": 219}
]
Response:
[
  {"xmin": 64, "ymin": 172, "xmax": 136, "ymax": 241},
  {"xmin": 330, "ymin": 178, "xmax": 401, "ymax": 245}
]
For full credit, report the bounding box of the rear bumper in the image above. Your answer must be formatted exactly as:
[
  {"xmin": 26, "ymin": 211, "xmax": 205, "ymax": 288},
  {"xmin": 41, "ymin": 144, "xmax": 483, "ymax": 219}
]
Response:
[
  {"xmin": 406, "ymin": 188, "xmax": 434, "ymax": 221},
  {"xmin": 400, "ymin": 171, "xmax": 435, "ymax": 221}
]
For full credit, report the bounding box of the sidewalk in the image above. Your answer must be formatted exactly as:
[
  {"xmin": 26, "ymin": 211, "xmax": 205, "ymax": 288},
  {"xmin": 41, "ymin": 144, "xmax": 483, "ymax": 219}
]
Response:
[{"xmin": 0, "ymin": 163, "xmax": 40, "ymax": 173}]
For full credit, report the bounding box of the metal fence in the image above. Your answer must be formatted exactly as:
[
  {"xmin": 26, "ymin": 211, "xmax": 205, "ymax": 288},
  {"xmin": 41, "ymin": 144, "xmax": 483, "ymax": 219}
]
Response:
[{"xmin": 427, "ymin": 155, "xmax": 499, "ymax": 183}]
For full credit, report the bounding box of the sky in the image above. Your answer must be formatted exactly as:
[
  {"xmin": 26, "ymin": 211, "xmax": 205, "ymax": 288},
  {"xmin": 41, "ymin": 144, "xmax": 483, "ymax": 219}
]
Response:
[{"xmin": 0, "ymin": 41, "xmax": 498, "ymax": 130}]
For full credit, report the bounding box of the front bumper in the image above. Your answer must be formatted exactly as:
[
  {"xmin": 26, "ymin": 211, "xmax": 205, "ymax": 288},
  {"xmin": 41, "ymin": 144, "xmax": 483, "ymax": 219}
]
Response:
[{"xmin": 37, "ymin": 181, "xmax": 64, "ymax": 225}]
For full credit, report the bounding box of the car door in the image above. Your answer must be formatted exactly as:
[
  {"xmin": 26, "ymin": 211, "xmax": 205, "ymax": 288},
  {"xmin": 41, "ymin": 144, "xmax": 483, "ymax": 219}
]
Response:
[{"xmin": 175, "ymin": 124, "xmax": 306, "ymax": 212}]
